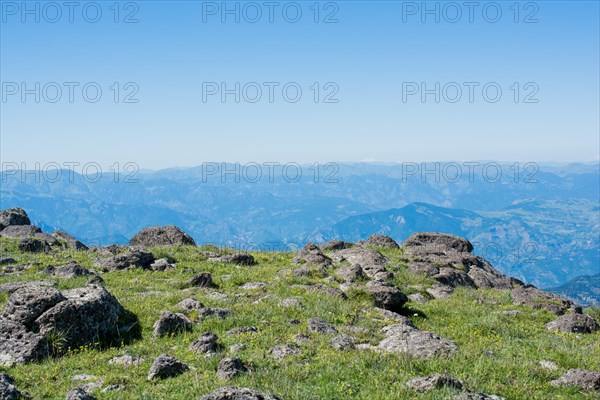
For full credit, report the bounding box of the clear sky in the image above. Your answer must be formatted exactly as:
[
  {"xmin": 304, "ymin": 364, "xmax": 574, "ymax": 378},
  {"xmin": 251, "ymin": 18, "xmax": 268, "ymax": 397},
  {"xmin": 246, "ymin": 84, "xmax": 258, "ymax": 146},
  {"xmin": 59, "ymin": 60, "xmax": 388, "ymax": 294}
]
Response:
[{"xmin": 1, "ymin": 0, "xmax": 599, "ymax": 170}]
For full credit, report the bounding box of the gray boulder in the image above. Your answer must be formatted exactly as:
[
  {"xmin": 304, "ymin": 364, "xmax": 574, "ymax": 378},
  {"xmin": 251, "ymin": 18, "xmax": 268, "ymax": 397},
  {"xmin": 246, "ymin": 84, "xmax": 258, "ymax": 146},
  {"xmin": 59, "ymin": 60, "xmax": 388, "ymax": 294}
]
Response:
[
  {"xmin": 97, "ymin": 248, "xmax": 154, "ymax": 271},
  {"xmin": 451, "ymin": 394, "xmax": 506, "ymax": 400},
  {"xmin": 403, "ymin": 232, "xmax": 473, "ymax": 253},
  {"xmin": 0, "ymin": 372, "xmax": 22, "ymax": 400},
  {"xmin": 319, "ymin": 240, "xmax": 354, "ymax": 251},
  {"xmin": 189, "ymin": 332, "xmax": 220, "ymax": 355},
  {"xmin": 0, "ymin": 285, "xmax": 125, "ymax": 365},
  {"xmin": 330, "ymin": 248, "xmax": 389, "ymax": 278},
  {"xmin": 269, "ymin": 344, "xmax": 300, "ymax": 360},
  {"xmin": 0, "ymin": 208, "xmax": 30, "ymax": 231},
  {"xmin": 378, "ymin": 322, "xmax": 457, "ymax": 359},
  {"xmin": 330, "ymin": 334, "xmax": 355, "ymax": 350},
  {"xmin": 130, "ymin": 225, "xmax": 196, "ymax": 247},
  {"xmin": 546, "ymin": 313, "xmax": 599, "ymax": 333},
  {"xmin": 18, "ymin": 238, "xmax": 49, "ymax": 253},
  {"xmin": 217, "ymin": 358, "xmax": 247, "ymax": 380},
  {"xmin": 292, "ymin": 243, "xmax": 331, "ymax": 266},
  {"xmin": 336, "ymin": 265, "xmax": 366, "ymax": 283},
  {"xmin": 550, "ymin": 369, "xmax": 600, "ymax": 391},
  {"xmin": 147, "ymin": 354, "xmax": 189, "ymax": 380},
  {"xmin": 366, "ymin": 281, "xmax": 408, "ymax": 312},
  {"xmin": 365, "ymin": 234, "xmax": 399, "ymax": 249},
  {"xmin": 218, "ymin": 254, "xmax": 255, "ymax": 266},
  {"xmin": 45, "ymin": 262, "xmax": 91, "ymax": 278},
  {"xmin": 65, "ymin": 387, "xmax": 97, "ymax": 400},
  {"xmin": 52, "ymin": 230, "xmax": 88, "ymax": 251},
  {"xmin": 308, "ymin": 318, "xmax": 337, "ymax": 334},
  {"xmin": 406, "ymin": 374, "xmax": 463, "ymax": 392},
  {"xmin": 188, "ymin": 272, "xmax": 213, "ymax": 288},
  {"xmin": 199, "ymin": 386, "xmax": 282, "ymax": 400},
  {"xmin": 153, "ymin": 311, "xmax": 193, "ymax": 337},
  {"xmin": 511, "ymin": 286, "xmax": 580, "ymax": 315}
]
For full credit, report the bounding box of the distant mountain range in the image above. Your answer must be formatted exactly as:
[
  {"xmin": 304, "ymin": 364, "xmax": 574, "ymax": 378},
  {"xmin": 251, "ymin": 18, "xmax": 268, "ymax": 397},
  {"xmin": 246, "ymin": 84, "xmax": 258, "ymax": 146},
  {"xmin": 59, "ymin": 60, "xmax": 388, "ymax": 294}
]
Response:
[
  {"xmin": 549, "ymin": 274, "xmax": 600, "ymax": 307},
  {"xmin": 1, "ymin": 162, "xmax": 598, "ymax": 289}
]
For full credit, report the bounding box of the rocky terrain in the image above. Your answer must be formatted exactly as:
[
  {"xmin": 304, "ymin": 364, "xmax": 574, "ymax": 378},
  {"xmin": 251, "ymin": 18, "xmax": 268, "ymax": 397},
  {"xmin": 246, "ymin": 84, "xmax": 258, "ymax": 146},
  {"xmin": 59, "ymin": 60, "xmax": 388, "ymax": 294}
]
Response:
[{"xmin": 0, "ymin": 207, "xmax": 598, "ymax": 399}]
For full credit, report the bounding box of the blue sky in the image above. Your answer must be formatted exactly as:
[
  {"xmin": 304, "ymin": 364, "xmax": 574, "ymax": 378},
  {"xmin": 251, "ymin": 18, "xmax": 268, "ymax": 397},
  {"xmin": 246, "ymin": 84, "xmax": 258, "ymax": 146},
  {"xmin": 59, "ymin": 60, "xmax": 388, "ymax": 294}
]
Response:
[{"xmin": 1, "ymin": 0, "xmax": 599, "ymax": 169}]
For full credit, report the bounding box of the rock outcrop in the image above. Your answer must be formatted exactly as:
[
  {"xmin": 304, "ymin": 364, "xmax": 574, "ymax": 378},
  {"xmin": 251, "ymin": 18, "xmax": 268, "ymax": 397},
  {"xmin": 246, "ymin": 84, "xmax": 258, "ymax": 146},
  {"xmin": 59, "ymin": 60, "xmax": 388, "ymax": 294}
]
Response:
[
  {"xmin": 130, "ymin": 225, "xmax": 196, "ymax": 247},
  {"xmin": 0, "ymin": 284, "xmax": 126, "ymax": 365}
]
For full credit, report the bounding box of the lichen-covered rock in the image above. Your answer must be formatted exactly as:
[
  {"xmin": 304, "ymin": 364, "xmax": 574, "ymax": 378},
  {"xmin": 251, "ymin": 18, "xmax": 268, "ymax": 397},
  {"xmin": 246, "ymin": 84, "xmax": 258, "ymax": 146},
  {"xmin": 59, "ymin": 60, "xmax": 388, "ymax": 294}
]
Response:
[
  {"xmin": 336, "ymin": 265, "xmax": 366, "ymax": 283},
  {"xmin": 147, "ymin": 354, "xmax": 189, "ymax": 380},
  {"xmin": 330, "ymin": 247, "xmax": 389, "ymax": 278},
  {"xmin": 18, "ymin": 238, "xmax": 49, "ymax": 253},
  {"xmin": 269, "ymin": 344, "xmax": 300, "ymax": 360},
  {"xmin": 130, "ymin": 225, "xmax": 196, "ymax": 247},
  {"xmin": 546, "ymin": 313, "xmax": 599, "ymax": 333},
  {"xmin": 511, "ymin": 286, "xmax": 580, "ymax": 315},
  {"xmin": 0, "ymin": 372, "xmax": 22, "ymax": 399},
  {"xmin": 330, "ymin": 334, "xmax": 355, "ymax": 350},
  {"xmin": 226, "ymin": 326, "xmax": 258, "ymax": 336},
  {"xmin": 199, "ymin": 386, "xmax": 282, "ymax": 400},
  {"xmin": 45, "ymin": 261, "xmax": 91, "ymax": 278},
  {"xmin": 188, "ymin": 272, "xmax": 214, "ymax": 288},
  {"xmin": 550, "ymin": 369, "xmax": 600, "ymax": 391},
  {"xmin": 97, "ymin": 248, "xmax": 154, "ymax": 271},
  {"xmin": 189, "ymin": 332, "xmax": 219, "ymax": 355},
  {"xmin": 153, "ymin": 311, "xmax": 193, "ymax": 337},
  {"xmin": 65, "ymin": 386, "xmax": 97, "ymax": 400},
  {"xmin": 217, "ymin": 358, "xmax": 247, "ymax": 380},
  {"xmin": 0, "ymin": 208, "xmax": 30, "ymax": 231},
  {"xmin": 365, "ymin": 281, "xmax": 408, "ymax": 312},
  {"xmin": 0, "ymin": 285, "xmax": 125, "ymax": 365},
  {"xmin": 451, "ymin": 393, "xmax": 506, "ymax": 400},
  {"xmin": 319, "ymin": 240, "xmax": 354, "ymax": 251},
  {"xmin": 292, "ymin": 243, "xmax": 331, "ymax": 266},
  {"xmin": 403, "ymin": 232, "xmax": 474, "ymax": 253},
  {"xmin": 52, "ymin": 230, "xmax": 89, "ymax": 251},
  {"xmin": 365, "ymin": 234, "xmax": 399, "ymax": 249},
  {"xmin": 218, "ymin": 254, "xmax": 255, "ymax": 266},
  {"xmin": 177, "ymin": 298, "xmax": 205, "ymax": 311},
  {"xmin": 308, "ymin": 318, "xmax": 337, "ymax": 334},
  {"xmin": 377, "ymin": 322, "xmax": 457, "ymax": 359},
  {"xmin": 406, "ymin": 374, "xmax": 463, "ymax": 392}
]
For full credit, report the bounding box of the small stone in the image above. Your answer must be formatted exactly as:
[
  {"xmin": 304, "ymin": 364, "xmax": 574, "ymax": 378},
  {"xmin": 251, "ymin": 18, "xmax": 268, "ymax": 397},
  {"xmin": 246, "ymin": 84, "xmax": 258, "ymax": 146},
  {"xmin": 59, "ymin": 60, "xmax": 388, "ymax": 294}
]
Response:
[
  {"xmin": 330, "ymin": 334, "xmax": 355, "ymax": 350},
  {"xmin": 539, "ymin": 360, "xmax": 558, "ymax": 371},
  {"xmin": 188, "ymin": 272, "xmax": 213, "ymax": 288},
  {"xmin": 230, "ymin": 344, "xmax": 246, "ymax": 353},
  {"xmin": 240, "ymin": 282, "xmax": 267, "ymax": 290},
  {"xmin": 406, "ymin": 374, "xmax": 464, "ymax": 393},
  {"xmin": 152, "ymin": 311, "xmax": 193, "ymax": 337},
  {"xmin": 177, "ymin": 298, "xmax": 205, "ymax": 311},
  {"xmin": 550, "ymin": 369, "xmax": 600, "ymax": 391},
  {"xmin": 269, "ymin": 344, "xmax": 301, "ymax": 360},
  {"xmin": 147, "ymin": 354, "xmax": 189, "ymax": 380},
  {"xmin": 108, "ymin": 355, "xmax": 143, "ymax": 366},
  {"xmin": 308, "ymin": 318, "xmax": 337, "ymax": 334},
  {"xmin": 226, "ymin": 326, "xmax": 258, "ymax": 336},
  {"xmin": 217, "ymin": 357, "xmax": 247, "ymax": 380}
]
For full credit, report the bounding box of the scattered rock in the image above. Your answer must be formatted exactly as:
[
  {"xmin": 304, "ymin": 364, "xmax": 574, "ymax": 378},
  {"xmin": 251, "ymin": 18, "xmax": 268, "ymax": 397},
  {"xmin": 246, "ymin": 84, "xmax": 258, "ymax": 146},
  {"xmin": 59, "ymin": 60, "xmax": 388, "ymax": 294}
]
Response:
[
  {"xmin": 189, "ymin": 332, "xmax": 220, "ymax": 355},
  {"xmin": 2, "ymin": 225, "xmax": 56, "ymax": 245},
  {"xmin": 511, "ymin": 286, "xmax": 580, "ymax": 315},
  {"xmin": 217, "ymin": 358, "xmax": 247, "ymax": 380},
  {"xmin": 336, "ymin": 265, "xmax": 367, "ymax": 283},
  {"xmin": 240, "ymin": 282, "xmax": 267, "ymax": 290},
  {"xmin": 214, "ymin": 254, "xmax": 255, "ymax": 266},
  {"xmin": 97, "ymin": 248, "xmax": 154, "ymax": 271},
  {"xmin": 269, "ymin": 344, "xmax": 300, "ymax": 360},
  {"xmin": 226, "ymin": 326, "xmax": 258, "ymax": 336},
  {"xmin": 199, "ymin": 386, "xmax": 282, "ymax": 400},
  {"xmin": 198, "ymin": 308, "xmax": 232, "ymax": 320},
  {"xmin": 550, "ymin": 369, "xmax": 600, "ymax": 391},
  {"xmin": 0, "ymin": 257, "xmax": 16, "ymax": 266},
  {"xmin": 52, "ymin": 230, "xmax": 88, "ymax": 251},
  {"xmin": 308, "ymin": 318, "xmax": 337, "ymax": 334},
  {"xmin": 86, "ymin": 275, "xmax": 104, "ymax": 285},
  {"xmin": 280, "ymin": 297, "xmax": 303, "ymax": 308},
  {"xmin": 108, "ymin": 355, "xmax": 143, "ymax": 366},
  {"xmin": 18, "ymin": 238, "xmax": 49, "ymax": 253},
  {"xmin": 365, "ymin": 234, "xmax": 399, "ymax": 249},
  {"xmin": 378, "ymin": 322, "xmax": 457, "ymax": 359},
  {"xmin": 230, "ymin": 344, "xmax": 246, "ymax": 353},
  {"xmin": 0, "ymin": 372, "xmax": 22, "ymax": 399},
  {"xmin": 147, "ymin": 354, "xmax": 189, "ymax": 380},
  {"xmin": 0, "ymin": 208, "xmax": 30, "ymax": 231},
  {"xmin": 319, "ymin": 240, "xmax": 353, "ymax": 251},
  {"xmin": 331, "ymin": 247, "xmax": 389, "ymax": 279},
  {"xmin": 307, "ymin": 284, "xmax": 347, "ymax": 300},
  {"xmin": 330, "ymin": 334, "xmax": 355, "ymax": 350},
  {"xmin": 292, "ymin": 334, "xmax": 310, "ymax": 343},
  {"xmin": 130, "ymin": 225, "xmax": 196, "ymax": 247},
  {"xmin": 407, "ymin": 293, "xmax": 429, "ymax": 304},
  {"xmin": 65, "ymin": 386, "xmax": 97, "ymax": 400},
  {"xmin": 188, "ymin": 272, "xmax": 213, "ymax": 288},
  {"xmin": 403, "ymin": 232, "xmax": 473, "ymax": 253},
  {"xmin": 153, "ymin": 311, "xmax": 193, "ymax": 337},
  {"xmin": 546, "ymin": 313, "xmax": 598, "ymax": 333},
  {"xmin": 406, "ymin": 374, "xmax": 464, "ymax": 393},
  {"xmin": 539, "ymin": 360, "xmax": 558, "ymax": 371},
  {"xmin": 292, "ymin": 243, "xmax": 331, "ymax": 266},
  {"xmin": 177, "ymin": 298, "xmax": 205, "ymax": 311},
  {"xmin": 45, "ymin": 261, "xmax": 91, "ymax": 278},
  {"xmin": 451, "ymin": 393, "xmax": 506, "ymax": 400},
  {"xmin": 426, "ymin": 285, "xmax": 454, "ymax": 299},
  {"xmin": 366, "ymin": 281, "xmax": 408, "ymax": 312},
  {"xmin": 149, "ymin": 258, "xmax": 175, "ymax": 271}
]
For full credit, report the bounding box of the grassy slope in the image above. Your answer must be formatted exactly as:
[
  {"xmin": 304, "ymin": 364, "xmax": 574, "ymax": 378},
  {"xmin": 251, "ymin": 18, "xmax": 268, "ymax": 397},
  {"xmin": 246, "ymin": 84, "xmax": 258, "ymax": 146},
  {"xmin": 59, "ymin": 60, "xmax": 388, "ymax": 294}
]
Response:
[{"xmin": 0, "ymin": 238, "xmax": 599, "ymax": 400}]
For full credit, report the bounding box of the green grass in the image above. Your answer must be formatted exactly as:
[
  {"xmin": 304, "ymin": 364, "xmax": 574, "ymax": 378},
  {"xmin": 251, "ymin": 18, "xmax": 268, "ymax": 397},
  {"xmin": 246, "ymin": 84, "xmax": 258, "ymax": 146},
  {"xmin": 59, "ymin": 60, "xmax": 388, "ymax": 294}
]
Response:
[{"xmin": 1, "ymin": 239, "xmax": 599, "ymax": 399}]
